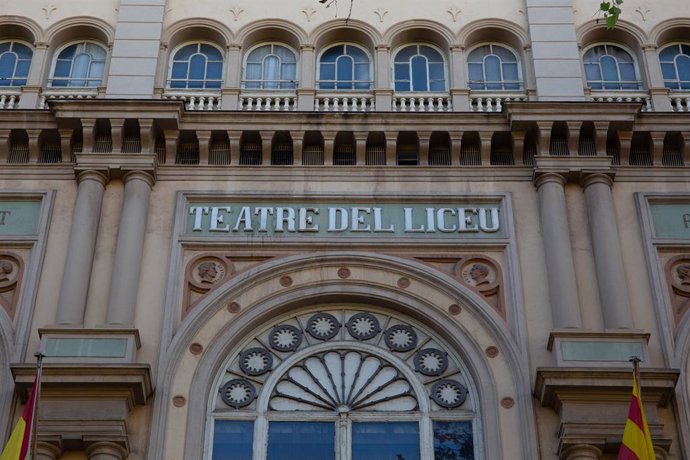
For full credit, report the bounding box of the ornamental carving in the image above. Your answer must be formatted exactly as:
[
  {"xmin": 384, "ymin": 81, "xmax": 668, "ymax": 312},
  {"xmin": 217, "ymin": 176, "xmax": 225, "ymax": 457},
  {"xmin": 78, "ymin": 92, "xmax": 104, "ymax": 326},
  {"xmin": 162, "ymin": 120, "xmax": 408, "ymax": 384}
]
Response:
[
  {"xmin": 0, "ymin": 253, "xmax": 23, "ymax": 319},
  {"xmin": 454, "ymin": 256, "xmax": 506, "ymax": 320},
  {"xmin": 665, "ymin": 256, "xmax": 690, "ymax": 326}
]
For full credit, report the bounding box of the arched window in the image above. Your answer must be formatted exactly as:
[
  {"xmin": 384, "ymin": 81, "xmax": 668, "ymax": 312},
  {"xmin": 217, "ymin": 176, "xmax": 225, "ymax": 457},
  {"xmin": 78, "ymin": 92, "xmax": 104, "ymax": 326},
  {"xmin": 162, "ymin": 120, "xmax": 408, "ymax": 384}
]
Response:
[
  {"xmin": 659, "ymin": 43, "xmax": 690, "ymax": 91},
  {"xmin": 0, "ymin": 41, "xmax": 32, "ymax": 87},
  {"xmin": 318, "ymin": 44, "xmax": 372, "ymax": 90},
  {"xmin": 169, "ymin": 43, "xmax": 223, "ymax": 89},
  {"xmin": 583, "ymin": 44, "xmax": 641, "ymax": 90},
  {"xmin": 393, "ymin": 44, "xmax": 446, "ymax": 92},
  {"xmin": 467, "ymin": 44, "xmax": 521, "ymax": 91},
  {"xmin": 244, "ymin": 44, "xmax": 297, "ymax": 90},
  {"xmin": 209, "ymin": 308, "xmax": 477, "ymax": 460},
  {"xmin": 50, "ymin": 42, "xmax": 107, "ymax": 87}
]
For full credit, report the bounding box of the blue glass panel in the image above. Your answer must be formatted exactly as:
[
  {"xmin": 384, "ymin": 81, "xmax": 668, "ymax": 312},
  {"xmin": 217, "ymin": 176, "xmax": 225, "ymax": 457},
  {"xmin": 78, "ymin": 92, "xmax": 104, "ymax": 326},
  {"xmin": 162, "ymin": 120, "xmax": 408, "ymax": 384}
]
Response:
[
  {"xmin": 352, "ymin": 422, "xmax": 420, "ymax": 460},
  {"xmin": 395, "ymin": 63, "xmax": 410, "ymax": 82},
  {"xmin": 171, "ymin": 62, "xmax": 188, "ymax": 79},
  {"xmin": 200, "ymin": 44, "xmax": 222, "ymax": 61},
  {"xmin": 683, "ymin": 44, "xmax": 690, "ymax": 57},
  {"xmin": 659, "ymin": 44, "xmax": 680, "ymax": 62},
  {"xmin": 319, "ymin": 81, "xmax": 335, "ymax": 89},
  {"xmin": 174, "ymin": 44, "xmax": 197, "ymax": 61},
  {"xmin": 207, "ymin": 61, "xmax": 223, "ymax": 79},
  {"xmin": 395, "ymin": 80, "xmax": 410, "ymax": 91},
  {"xmin": 420, "ymin": 45, "xmax": 442, "ymax": 63},
  {"xmin": 433, "ymin": 421, "xmax": 474, "ymax": 460},
  {"xmin": 429, "ymin": 79, "xmax": 444, "ymax": 91},
  {"xmin": 212, "ymin": 420, "xmax": 253, "ymax": 460},
  {"xmin": 263, "ymin": 55, "xmax": 280, "ymax": 86},
  {"xmin": 88, "ymin": 61, "xmax": 104, "ymax": 83},
  {"xmin": 205, "ymin": 80, "xmax": 221, "ymax": 89},
  {"xmin": 71, "ymin": 53, "xmax": 91, "ymax": 86},
  {"xmin": 677, "ymin": 55, "xmax": 690, "ymax": 85},
  {"xmin": 492, "ymin": 45, "xmax": 516, "ymax": 63},
  {"xmin": 0, "ymin": 53, "xmax": 17, "ymax": 80},
  {"xmin": 320, "ymin": 62, "xmax": 335, "ymax": 80},
  {"xmin": 354, "ymin": 63, "xmax": 369, "ymax": 82},
  {"xmin": 347, "ymin": 46, "xmax": 367, "ymax": 63},
  {"xmin": 661, "ymin": 62, "xmax": 677, "ymax": 81},
  {"xmin": 600, "ymin": 55, "xmax": 620, "ymax": 89},
  {"xmin": 468, "ymin": 63, "xmax": 483, "ymax": 88},
  {"xmin": 282, "ymin": 62, "xmax": 297, "ymax": 81},
  {"xmin": 395, "ymin": 45, "xmax": 417, "ymax": 63},
  {"xmin": 51, "ymin": 78, "xmax": 68, "ymax": 87},
  {"xmin": 484, "ymin": 55, "xmax": 501, "ymax": 90},
  {"xmin": 322, "ymin": 45, "xmax": 343, "ymax": 63},
  {"xmin": 13, "ymin": 43, "xmax": 32, "ymax": 59},
  {"xmin": 336, "ymin": 55, "xmax": 354, "ymax": 83},
  {"xmin": 267, "ymin": 421, "xmax": 335, "ymax": 460},
  {"xmin": 0, "ymin": 43, "xmax": 9, "ymax": 54},
  {"xmin": 467, "ymin": 45, "xmax": 489, "ymax": 63},
  {"xmin": 248, "ymin": 45, "xmax": 271, "ymax": 63},
  {"xmin": 54, "ymin": 60, "xmax": 71, "ymax": 78},
  {"xmin": 411, "ymin": 55, "xmax": 428, "ymax": 91},
  {"xmin": 189, "ymin": 54, "xmax": 207, "ymax": 80},
  {"xmin": 15, "ymin": 60, "xmax": 30, "ymax": 78},
  {"xmin": 429, "ymin": 63, "xmax": 444, "ymax": 81},
  {"xmin": 57, "ymin": 44, "xmax": 77, "ymax": 60}
]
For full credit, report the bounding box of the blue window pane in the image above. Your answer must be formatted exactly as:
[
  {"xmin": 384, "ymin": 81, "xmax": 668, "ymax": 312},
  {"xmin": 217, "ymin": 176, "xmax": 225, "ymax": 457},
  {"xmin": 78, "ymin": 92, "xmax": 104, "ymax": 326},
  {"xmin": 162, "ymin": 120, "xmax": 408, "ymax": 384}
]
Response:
[
  {"xmin": 322, "ymin": 46, "xmax": 343, "ymax": 63},
  {"xmin": 263, "ymin": 55, "xmax": 280, "ymax": 84},
  {"xmin": 420, "ymin": 45, "xmax": 442, "ymax": 62},
  {"xmin": 661, "ymin": 62, "xmax": 677, "ymax": 81},
  {"xmin": 395, "ymin": 45, "xmax": 417, "ymax": 63},
  {"xmin": 200, "ymin": 44, "xmax": 222, "ymax": 61},
  {"xmin": 430, "ymin": 80, "xmax": 444, "ymax": 91},
  {"xmin": 484, "ymin": 55, "xmax": 502, "ymax": 90},
  {"xmin": 600, "ymin": 55, "xmax": 619, "ymax": 88},
  {"xmin": 659, "ymin": 45, "xmax": 679, "ymax": 62},
  {"xmin": 171, "ymin": 62, "xmax": 188, "ymax": 79},
  {"xmin": 319, "ymin": 81, "xmax": 335, "ymax": 89},
  {"xmin": 429, "ymin": 63, "xmax": 444, "ymax": 81},
  {"xmin": 347, "ymin": 46, "xmax": 367, "ymax": 62},
  {"xmin": 174, "ymin": 44, "xmax": 197, "ymax": 61},
  {"xmin": 267, "ymin": 422, "xmax": 334, "ymax": 460},
  {"xmin": 468, "ymin": 63, "xmax": 483, "ymax": 87},
  {"xmin": 352, "ymin": 422, "xmax": 420, "ymax": 460},
  {"xmin": 683, "ymin": 44, "xmax": 690, "ymax": 57},
  {"xmin": 0, "ymin": 43, "xmax": 9, "ymax": 54},
  {"xmin": 395, "ymin": 80, "xmax": 410, "ymax": 91},
  {"xmin": 411, "ymin": 55, "xmax": 428, "ymax": 91},
  {"xmin": 13, "ymin": 43, "xmax": 32, "ymax": 60},
  {"xmin": 212, "ymin": 420, "xmax": 253, "ymax": 460},
  {"xmin": 677, "ymin": 55, "xmax": 690, "ymax": 84},
  {"xmin": 395, "ymin": 63, "xmax": 410, "ymax": 82},
  {"xmin": 15, "ymin": 60, "xmax": 30, "ymax": 78},
  {"xmin": 207, "ymin": 61, "xmax": 222, "ymax": 79},
  {"xmin": 189, "ymin": 54, "xmax": 207, "ymax": 80},
  {"xmin": 282, "ymin": 63, "xmax": 296, "ymax": 81},
  {"xmin": 433, "ymin": 421, "xmax": 474, "ymax": 460},
  {"xmin": 0, "ymin": 53, "xmax": 17, "ymax": 80},
  {"xmin": 320, "ymin": 62, "xmax": 335, "ymax": 81},
  {"xmin": 354, "ymin": 63, "xmax": 369, "ymax": 82},
  {"xmin": 337, "ymin": 55, "xmax": 354, "ymax": 84},
  {"xmin": 57, "ymin": 44, "xmax": 77, "ymax": 60}
]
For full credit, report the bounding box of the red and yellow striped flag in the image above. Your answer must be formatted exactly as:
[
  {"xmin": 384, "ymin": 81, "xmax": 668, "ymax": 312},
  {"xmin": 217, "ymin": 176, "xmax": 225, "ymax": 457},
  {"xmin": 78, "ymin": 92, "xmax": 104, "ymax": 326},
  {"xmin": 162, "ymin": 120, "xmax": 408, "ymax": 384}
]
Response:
[
  {"xmin": 0, "ymin": 376, "xmax": 38, "ymax": 460},
  {"xmin": 618, "ymin": 363, "xmax": 655, "ymax": 460}
]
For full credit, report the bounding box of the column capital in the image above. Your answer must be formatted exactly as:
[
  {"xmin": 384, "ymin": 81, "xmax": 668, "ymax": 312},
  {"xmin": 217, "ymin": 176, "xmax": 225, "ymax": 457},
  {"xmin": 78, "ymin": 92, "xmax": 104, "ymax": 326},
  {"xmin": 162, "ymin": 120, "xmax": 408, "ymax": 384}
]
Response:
[
  {"xmin": 36, "ymin": 440, "xmax": 63, "ymax": 460},
  {"xmin": 85, "ymin": 441, "xmax": 128, "ymax": 460},
  {"xmin": 581, "ymin": 172, "xmax": 613, "ymax": 189},
  {"xmin": 300, "ymin": 44, "xmax": 316, "ymax": 52},
  {"xmin": 122, "ymin": 170, "xmax": 155, "ymax": 187},
  {"xmin": 374, "ymin": 44, "xmax": 390, "ymax": 52},
  {"xmin": 76, "ymin": 169, "xmax": 109, "ymax": 186},
  {"xmin": 560, "ymin": 443, "xmax": 602, "ymax": 460},
  {"xmin": 534, "ymin": 171, "xmax": 567, "ymax": 189}
]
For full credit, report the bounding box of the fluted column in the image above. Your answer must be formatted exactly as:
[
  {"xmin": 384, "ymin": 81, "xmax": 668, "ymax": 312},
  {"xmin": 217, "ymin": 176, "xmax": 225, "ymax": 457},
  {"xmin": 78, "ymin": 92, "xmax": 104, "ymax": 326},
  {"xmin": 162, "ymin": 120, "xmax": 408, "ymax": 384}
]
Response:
[
  {"xmin": 105, "ymin": 171, "xmax": 154, "ymax": 326},
  {"xmin": 55, "ymin": 171, "xmax": 108, "ymax": 325},
  {"xmin": 535, "ymin": 173, "xmax": 582, "ymax": 328},
  {"xmin": 85, "ymin": 442, "xmax": 128, "ymax": 460},
  {"xmin": 582, "ymin": 174, "xmax": 632, "ymax": 329},
  {"xmin": 561, "ymin": 444, "xmax": 602, "ymax": 460}
]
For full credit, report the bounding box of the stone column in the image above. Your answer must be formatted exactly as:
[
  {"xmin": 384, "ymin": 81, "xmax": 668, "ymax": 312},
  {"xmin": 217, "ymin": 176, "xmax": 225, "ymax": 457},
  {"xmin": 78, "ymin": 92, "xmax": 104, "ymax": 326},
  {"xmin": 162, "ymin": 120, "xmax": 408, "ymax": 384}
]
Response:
[
  {"xmin": 35, "ymin": 442, "xmax": 62, "ymax": 460},
  {"xmin": 535, "ymin": 173, "xmax": 582, "ymax": 328},
  {"xmin": 642, "ymin": 45, "xmax": 672, "ymax": 112},
  {"xmin": 449, "ymin": 46, "xmax": 470, "ymax": 111},
  {"xmin": 561, "ymin": 444, "xmax": 602, "ymax": 460},
  {"xmin": 85, "ymin": 442, "xmax": 128, "ymax": 460},
  {"xmin": 105, "ymin": 171, "xmax": 154, "ymax": 326},
  {"xmin": 56, "ymin": 171, "xmax": 109, "ymax": 325},
  {"xmin": 582, "ymin": 174, "xmax": 632, "ymax": 329}
]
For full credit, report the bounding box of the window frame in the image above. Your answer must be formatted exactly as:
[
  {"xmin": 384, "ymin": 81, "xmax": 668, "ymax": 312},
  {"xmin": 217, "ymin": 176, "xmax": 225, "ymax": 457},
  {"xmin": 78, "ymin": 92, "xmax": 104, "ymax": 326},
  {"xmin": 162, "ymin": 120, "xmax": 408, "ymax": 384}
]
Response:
[
  {"xmin": 48, "ymin": 40, "xmax": 108, "ymax": 88},
  {"xmin": 316, "ymin": 43, "xmax": 373, "ymax": 91},
  {"xmin": 0, "ymin": 40, "xmax": 33, "ymax": 87},
  {"xmin": 658, "ymin": 42, "xmax": 690, "ymax": 91},
  {"xmin": 466, "ymin": 42, "xmax": 523, "ymax": 92},
  {"xmin": 167, "ymin": 41, "xmax": 225, "ymax": 90},
  {"xmin": 391, "ymin": 43, "xmax": 448, "ymax": 93},
  {"xmin": 582, "ymin": 42, "xmax": 643, "ymax": 91},
  {"xmin": 205, "ymin": 308, "xmax": 480, "ymax": 460},
  {"xmin": 242, "ymin": 42, "xmax": 298, "ymax": 90}
]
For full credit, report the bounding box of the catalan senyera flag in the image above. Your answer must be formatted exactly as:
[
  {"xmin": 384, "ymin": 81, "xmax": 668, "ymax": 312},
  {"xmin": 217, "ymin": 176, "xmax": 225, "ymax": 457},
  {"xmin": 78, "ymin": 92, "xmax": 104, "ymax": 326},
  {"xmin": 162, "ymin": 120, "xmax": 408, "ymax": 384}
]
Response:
[
  {"xmin": 618, "ymin": 362, "xmax": 655, "ymax": 460},
  {"xmin": 0, "ymin": 375, "xmax": 38, "ymax": 460}
]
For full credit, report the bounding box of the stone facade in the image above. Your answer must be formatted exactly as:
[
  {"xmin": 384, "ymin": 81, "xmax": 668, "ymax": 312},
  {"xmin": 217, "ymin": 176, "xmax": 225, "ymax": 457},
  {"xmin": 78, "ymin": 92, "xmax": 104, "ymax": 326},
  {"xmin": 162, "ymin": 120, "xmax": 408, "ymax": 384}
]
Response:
[{"xmin": 0, "ymin": 0, "xmax": 689, "ymax": 459}]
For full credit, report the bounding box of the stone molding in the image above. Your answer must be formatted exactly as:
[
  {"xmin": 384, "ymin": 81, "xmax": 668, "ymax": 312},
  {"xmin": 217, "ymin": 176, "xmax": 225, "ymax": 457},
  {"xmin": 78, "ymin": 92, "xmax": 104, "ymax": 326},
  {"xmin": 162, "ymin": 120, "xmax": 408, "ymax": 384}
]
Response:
[{"xmin": 75, "ymin": 153, "xmax": 157, "ymax": 182}]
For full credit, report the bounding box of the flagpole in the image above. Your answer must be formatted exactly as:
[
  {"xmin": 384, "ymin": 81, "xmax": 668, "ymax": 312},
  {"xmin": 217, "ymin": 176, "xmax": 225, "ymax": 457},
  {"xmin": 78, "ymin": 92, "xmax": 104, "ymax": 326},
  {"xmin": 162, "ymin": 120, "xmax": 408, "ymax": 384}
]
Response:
[{"xmin": 29, "ymin": 352, "xmax": 44, "ymax": 460}]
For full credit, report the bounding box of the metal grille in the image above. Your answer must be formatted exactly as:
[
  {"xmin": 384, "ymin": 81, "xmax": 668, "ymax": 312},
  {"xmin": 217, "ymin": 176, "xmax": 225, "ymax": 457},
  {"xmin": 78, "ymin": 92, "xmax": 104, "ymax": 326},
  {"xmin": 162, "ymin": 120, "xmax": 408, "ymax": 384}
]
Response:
[
  {"xmin": 662, "ymin": 134, "xmax": 684, "ymax": 167},
  {"xmin": 121, "ymin": 134, "xmax": 141, "ymax": 153},
  {"xmin": 365, "ymin": 145, "xmax": 386, "ymax": 165},
  {"xmin": 578, "ymin": 133, "xmax": 596, "ymax": 156},
  {"xmin": 8, "ymin": 140, "xmax": 29, "ymax": 163},
  {"xmin": 302, "ymin": 145, "xmax": 324, "ymax": 165},
  {"xmin": 240, "ymin": 142, "xmax": 262, "ymax": 165},
  {"xmin": 549, "ymin": 136, "xmax": 568, "ymax": 156},
  {"xmin": 39, "ymin": 143, "xmax": 62, "ymax": 163},
  {"xmin": 397, "ymin": 145, "xmax": 418, "ymax": 166},
  {"xmin": 272, "ymin": 142, "xmax": 293, "ymax": 165},
  {"xmin": 93, "ymin": 135, "xmax": 112, "ymax": 153},
  {"xmin": 491, "ymin": 149, "xmax": 514, "ymax": 165},
  {"xmin": 629, "ymin": 133, "xmax": 651, "ymax": 166},
  {"xmin": 429, "ymin": 147, "xmax": 451, "ymax": 165},
  {"xmin": 334, "ymin": 143, "xmax": 355, "ymax": 165},
  {"xmin": 155, "ymin": 137, "xmax": 166, "ymax": 163},
  {"xmin": 460, "ymin": 139, "xmax": 481, "ymax": 165},
  {"xmin": 607, "ymin": 137, "xmax": 620, "ymax": 165},
  {"xmin": 176, "ymin": 138, "xmax": 200, "ymax": 165},
  {"xmin": 210, "ymin": 140, "xmax": 231, "ymax": 165}
]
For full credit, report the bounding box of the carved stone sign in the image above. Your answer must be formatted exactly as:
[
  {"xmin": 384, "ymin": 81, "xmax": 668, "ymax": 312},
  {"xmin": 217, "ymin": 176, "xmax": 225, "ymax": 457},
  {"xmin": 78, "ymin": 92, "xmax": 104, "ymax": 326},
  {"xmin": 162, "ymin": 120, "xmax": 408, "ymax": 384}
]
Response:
[
  {"xmin": 185, "ymin": 202, "xmax": 503, "ymax": 238},
  {"xmin": 0, "ymin": 200, "xmax": 42, "ymax": 235}
]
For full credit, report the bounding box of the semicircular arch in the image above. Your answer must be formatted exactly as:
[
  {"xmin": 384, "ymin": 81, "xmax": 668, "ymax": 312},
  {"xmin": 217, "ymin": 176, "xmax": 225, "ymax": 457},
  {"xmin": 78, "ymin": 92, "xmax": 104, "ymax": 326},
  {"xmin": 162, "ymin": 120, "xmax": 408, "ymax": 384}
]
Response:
[
  {"xmin": 152, "ymin": 252, "xmax": 537, "ymax": 460},
  {"xmin": 384, "ymin": 20, "xmax": 456, "ymax": 49},
  {"xmin": 235, "ymin": 19, "xmax": 307, "ymax": 50},
  {"xmin": 43, "ymin": 16, "xmax": 114, "ymax": 46},
  {"xmin": 0, "ymin": 16, "xmax": 42, "ymax": 43},
  {"xmin": 309, "ymin": 19, "xmax": 382, "ymax": 50},
  {"xmin": 459, "ymin": 18, "xmax": 529, "ymax": 50},
  {"xmin": 162, "ymin": 18, "xmax": 233, "ymax": 49}
]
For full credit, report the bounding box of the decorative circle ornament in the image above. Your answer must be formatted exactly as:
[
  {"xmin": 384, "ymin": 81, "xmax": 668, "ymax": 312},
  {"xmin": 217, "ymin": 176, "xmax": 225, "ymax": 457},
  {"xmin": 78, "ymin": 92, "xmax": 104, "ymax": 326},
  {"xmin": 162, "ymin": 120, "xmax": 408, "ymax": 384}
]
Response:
[
  {"xmin": 172, "ymin": 395, "xmax": 186, "ymax": 407},
  {"xmin": 189, "ymin": 343, "xmax": 203, "ymax": 355},
  {"xmin": 413, "ymin": 348, "xmax": 449, "ymax": 376},
  {"xmin": 269, "ymin": 325, "xmax": 303, "ymax": 352},
  {"xmin": 346, "ymin": 313, "xmax": 381, "ymax": 340},
  {"xmin": 279, "ymin": 275, "xmax": 293, "ymax": 287},
  {"xmin": 500, "ymin": 397, "xmax": 515, "ymax": 409},
  {"xmin": 239, "ymin": 348, "xmax": 273, "ymax": 376},
  {"xmin": 306, "ymin": 313, "xmax": 341, "ymax": 340},
  {"xmin": 431, "ymin": 380, "xmax": 468, "ymax": 408},
  {"xmin": 337, "ymin": 267, "xmax": 351, "ymax": 279},
  {"xmin": 220, "ymin": 379, "xmax": 256, "ymax": 409},
  {"xmin": 448, "ymin": 304, "xmax": 462, "ymax": 316},
  {"xmin": 384, "ymin": 324, "xmax": 418, "ymax": 352}
]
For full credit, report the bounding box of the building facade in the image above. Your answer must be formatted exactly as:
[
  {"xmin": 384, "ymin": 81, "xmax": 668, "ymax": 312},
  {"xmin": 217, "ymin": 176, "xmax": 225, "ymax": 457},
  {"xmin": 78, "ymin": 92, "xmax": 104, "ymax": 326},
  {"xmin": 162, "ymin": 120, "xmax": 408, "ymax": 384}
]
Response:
[{"xmin": 0, "ymin": 0, "xmax": 690, "ymax": 458}]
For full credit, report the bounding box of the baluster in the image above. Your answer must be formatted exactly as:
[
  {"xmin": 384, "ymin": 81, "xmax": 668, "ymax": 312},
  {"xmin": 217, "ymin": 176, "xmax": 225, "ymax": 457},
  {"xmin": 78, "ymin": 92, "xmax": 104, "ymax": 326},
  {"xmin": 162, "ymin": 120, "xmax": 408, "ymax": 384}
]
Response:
[
  {"xmin": 418, "ymin": 97, "xmax": 426, "ymax": 112},
  {"xmin": 399, "ymin": 97, "xmax": 406, "ymax": 112},
  {"xmin": 283, "ymin": 96, "xmax": 290, "ymax": 111},
  {"xmin": 436, "ymin": 97, "xmax": 443, "ymax": 112},
  {"xmin": 342, "ymin": 97, "xmax": 349, "ymax": 112},
  {"xmin": 370, "ymin": 98, "xmax": 375, "ymax": 111},
  {"xmin": 360, "ymin": 97, "xmax": 366, "ymax": 112},
  {"xmin": 409, "ymin": 97, "xmax": 417, "ymax": 112},
  {"xmin": 426, "ymin": 96, "xmax": 434, "ymax": 112},
  {"xmin": 645, "ymin": 98, "xmax": 652, "ymax": 112},
  {"xmin": 39, "ymin": 96, "xmax": 46, "ymax": 109},
  {"xmin": 314, "ymin": 98, "xmax": 320, "ymax": 112},
  {"xmin": 254, "ymin": 97, "xmax": 262, "ymax": 111},
  {"xmin": 188, "ymin": 96, "xmax": 196, "ymax": 110},
  {"xmin": 208, "ymin": 96, "xmax": 215, "ymax": 110},
  {"xmin": 684, "ymin": 97, "xmax": 690, "ymax": 112},
  {"xmin": 247, "ymin": 97, "xmax": 254, "ymax": 111},
  {"xmin": 198, "ymin": 96, "xmax": 206, "ymax": 111},
  {"xmin": 495, "ymin": 97, "xmax": 503, "ymax": 112},
  {"xmin": 264, "ymin": 97, "xmax": 271, "ymax": 111},
  {"xmin": 333, "ymin": 97, "xmax": 339, "ymax": 112},
  {"xmin": 324, "ymin": 98, "xmax": 331, "ymax": 112},
  {"xmin": 477, "ymin": 97, "xmax": 484, "ymax": 112},
  {"xmin": 487, "ymin": 97, "xmax": 494, "ymax": 112},
  {"xmin": 0, "ymin": 95, "xmax": 6, "ymax": 109},
  {"xmin": 7, "ymin": 95, "xmax": 16, "ymax": 109},
  {"xmin": 673, "ymin": 97, "xmax": 681, "ymax": 112}
]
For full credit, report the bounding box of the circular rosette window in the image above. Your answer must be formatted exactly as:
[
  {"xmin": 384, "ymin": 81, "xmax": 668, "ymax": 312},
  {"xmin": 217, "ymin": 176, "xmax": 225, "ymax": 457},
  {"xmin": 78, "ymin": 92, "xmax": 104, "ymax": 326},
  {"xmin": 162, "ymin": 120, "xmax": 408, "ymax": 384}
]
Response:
[
  {"xmin": 413, "ymin": 348, "xmax": 449, "ymax": 376},
  {"xmin": 384, "ymin": 324, "xmax": 418, "ymax": 352},
  {"xmin": 431, "ymin": 380, "xmax": 468, "ymax": 409},
  {"xmin": 269, "ymin": 325, "xmax": 303, "ymax": 352},
  {"xmin": 306, "ymin": 313, "xmax": 341, "ymax": 340},
  {"xmin": 239, "ymin": 348, "xmax": 273, "ymax": 376},
  {"xmin": 220, "ymin": 379, "xmax": 256, "ymax": 409},
  {"xmin": 345, "ymin": 312, "xmax": 381, "ymax": 341}
]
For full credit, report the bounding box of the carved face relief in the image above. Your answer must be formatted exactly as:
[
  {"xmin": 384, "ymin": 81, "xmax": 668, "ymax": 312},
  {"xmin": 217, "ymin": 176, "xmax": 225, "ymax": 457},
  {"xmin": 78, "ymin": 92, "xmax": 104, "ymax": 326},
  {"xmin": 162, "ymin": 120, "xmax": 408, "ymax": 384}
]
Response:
[
  {"xmin": 193, "ymin": 259, "xmax": 225, "ymax": 286},
  {"xmin": 460, "ymin": 262, "xmax": 495, "ymax": 288}
]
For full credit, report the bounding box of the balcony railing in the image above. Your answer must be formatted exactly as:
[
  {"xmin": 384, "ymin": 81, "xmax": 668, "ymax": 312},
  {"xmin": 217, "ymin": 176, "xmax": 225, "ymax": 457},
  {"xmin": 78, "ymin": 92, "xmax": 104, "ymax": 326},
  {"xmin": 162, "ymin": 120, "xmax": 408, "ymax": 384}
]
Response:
[
  {"xmin": 0, "ymin": 89, "xmax": 21, "ymax": 110},
  {"xmin": 240, "ymin": 92, "xmax": 296, "ymax": 111},
  {"xmin": 163, "ymin": 90, "xmax": 221, "ymax": 111},
  {"xmin": 39, "ymin": 87, "xmax": 100, "ymax": 109},
  {"xmin": 587, "ymin": 91, "xmax": 653, "ymax": 112},
  {"xmin": 393, "ymin": 93, "xmax": 451, "ymax": 112},
  {"xmin": 669, "ymin": 93, "xmax": 690, "ymax": 112},
  {"xmin": 314, "ymin": 93, "xmax": 374, "ymax": 112},
  {"xmin": 470, "ymin": 93, "xmax": 528, "ymax": 112}
]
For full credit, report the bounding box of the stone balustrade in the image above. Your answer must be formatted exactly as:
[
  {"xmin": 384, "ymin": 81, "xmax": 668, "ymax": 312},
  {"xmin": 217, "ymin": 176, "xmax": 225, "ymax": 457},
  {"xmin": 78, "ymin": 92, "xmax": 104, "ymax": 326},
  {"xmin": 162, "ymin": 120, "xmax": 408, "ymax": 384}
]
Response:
[
  {"xmin": 163, "ymin": 91, "xmax": 222, "ymax": 111},
  {"xmin": 240, "ymin": 93, "xmax": 296, "ymax": 111},
  {"xmin": 470, "ymin": 93, "xmax": 528, "ymax": 112},
  {"xmin": 669, "ymin": 93, "xmax": 690, "ymax": 112},
  {"xmin": 588, "ymin": 91, "xmax": 653, "ymax": 112},
  {"xmin": 393, "ymin": 93, "xmax": 451, "ymax": 112},
  {"xmin": 0, "ymin": 90, "xmax": 21, "ymax": 110},
  {"xmin": 314, "ymin": 93, "xmax": 374, "ymax": 112}
]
